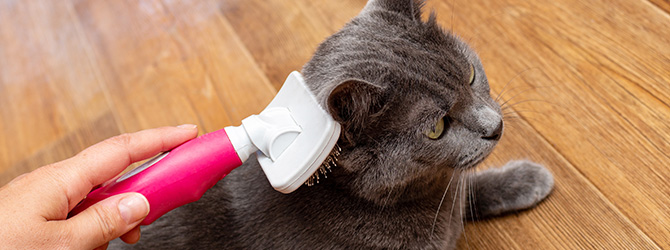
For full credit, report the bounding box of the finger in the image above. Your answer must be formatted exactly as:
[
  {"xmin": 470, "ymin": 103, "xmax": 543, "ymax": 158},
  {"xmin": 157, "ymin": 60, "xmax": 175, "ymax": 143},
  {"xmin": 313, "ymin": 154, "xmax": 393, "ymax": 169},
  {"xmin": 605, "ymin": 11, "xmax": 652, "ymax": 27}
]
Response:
[
  {"xmin": 120, "ymin": 225, "xmax": 141, "ymax": 244},
  {"xmin": 0, "ymin": 173, "xmax": 28, "ymax": 193},
  {"xmin": 54, "ymin": 192, "xmax": 150, "ymax": 249},
  {"xmin": 93, "ymin": 242, "xmax": 109, "ymax": 250},
  {"xmin": 49, "ymin": 125, "xmax": 198, "ymax": 209},
  {"xmin": 7, "ymin": 173, "xmax": 28, "ymax": 186}
]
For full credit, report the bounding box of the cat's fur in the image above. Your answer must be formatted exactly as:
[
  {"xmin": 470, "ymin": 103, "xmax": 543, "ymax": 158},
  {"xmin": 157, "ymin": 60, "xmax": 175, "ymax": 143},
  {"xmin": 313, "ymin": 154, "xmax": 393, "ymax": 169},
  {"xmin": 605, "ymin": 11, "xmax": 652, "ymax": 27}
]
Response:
[{"xmin": 114, "ymin": 0, "xmax": 553, "ymax": 249}]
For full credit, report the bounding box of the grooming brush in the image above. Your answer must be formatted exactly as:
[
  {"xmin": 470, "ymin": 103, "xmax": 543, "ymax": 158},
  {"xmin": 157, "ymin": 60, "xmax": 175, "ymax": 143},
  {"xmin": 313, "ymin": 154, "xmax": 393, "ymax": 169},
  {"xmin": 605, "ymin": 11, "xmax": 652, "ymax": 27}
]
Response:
[
  {"xmin": 305, "ymin": 144, "xmax": 340, "ymax": 186},
  {"xmin": 69, "ymin": 71, "xmax": 341, "ymax": 225}
]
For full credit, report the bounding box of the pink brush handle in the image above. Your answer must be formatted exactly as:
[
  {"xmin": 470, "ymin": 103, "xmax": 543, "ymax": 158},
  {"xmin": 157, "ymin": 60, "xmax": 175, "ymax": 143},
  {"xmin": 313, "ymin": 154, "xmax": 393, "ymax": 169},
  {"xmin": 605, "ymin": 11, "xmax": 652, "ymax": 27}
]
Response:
[{"xmin": 69, "ymin": 128, "xmax": 243, "ymax": 225}]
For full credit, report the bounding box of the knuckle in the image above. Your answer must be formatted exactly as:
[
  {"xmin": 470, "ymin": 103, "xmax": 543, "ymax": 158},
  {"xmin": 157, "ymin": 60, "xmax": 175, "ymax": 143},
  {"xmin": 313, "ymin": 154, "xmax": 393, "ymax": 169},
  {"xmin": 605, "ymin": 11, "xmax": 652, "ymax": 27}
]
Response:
[
  {"xmin": 107, "ymin": 133, "xmax": 134, "ymax": 148},
  {"xmin": 91, "ymin": 205, "xmax": 120, "ymax": 242},
  {"xmin": 34, "ymin": 166, "xmax": 68, "ymax": 186}
]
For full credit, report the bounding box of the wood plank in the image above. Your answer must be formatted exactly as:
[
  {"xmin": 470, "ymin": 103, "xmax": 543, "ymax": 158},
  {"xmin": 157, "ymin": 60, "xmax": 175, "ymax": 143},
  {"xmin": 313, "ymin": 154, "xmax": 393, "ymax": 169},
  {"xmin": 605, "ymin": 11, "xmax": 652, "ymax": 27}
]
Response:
[
  {"xmin": 426, "ymin": 0, "xmax": 670, "ymax": 247},
  {"xmin": 648, "ymin": 0, "xmax": 670, "ymax": 14},
  {"xmin": 158, "ymin": 0, "xmax": 278, "ymax": 124},
  {"xmin": 220, "ymin": 0, "xmax": 365, "ymax": 88},
  {"xmin": 1, "ymin": 0, "xmax": 668, "ymax": 248},
  {"xmin": 72, "ymin": 0, "xmax": 219, "ymax": 133},
  {"xmin": 222, "ymin": 0, "xmax": 666, "ymax": 247},
  {"xmin": 72, "ymin": 0, "xmax": 276, "ymax": 134},
  {"xmin": 456, "ymin": 113, "xmax": 659, "ymax": 249},
  {"xmin": 0, "ymin": 0, "xmax": 114, "ymax": 172},
  {"xmin": 1, "ymin": 112, "xmax": 120, "ymax": 185},
  {"xmin": 1, "ymin": 0, "xmax": 279, "ymax": 182}
]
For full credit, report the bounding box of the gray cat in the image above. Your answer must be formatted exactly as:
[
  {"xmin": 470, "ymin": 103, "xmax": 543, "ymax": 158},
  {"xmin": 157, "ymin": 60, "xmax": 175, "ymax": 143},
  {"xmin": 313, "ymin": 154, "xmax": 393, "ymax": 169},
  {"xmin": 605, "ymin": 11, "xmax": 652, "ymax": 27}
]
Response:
[{"xmin": 115, "ymin": 0, "xmax": 553, "ymax": 249}]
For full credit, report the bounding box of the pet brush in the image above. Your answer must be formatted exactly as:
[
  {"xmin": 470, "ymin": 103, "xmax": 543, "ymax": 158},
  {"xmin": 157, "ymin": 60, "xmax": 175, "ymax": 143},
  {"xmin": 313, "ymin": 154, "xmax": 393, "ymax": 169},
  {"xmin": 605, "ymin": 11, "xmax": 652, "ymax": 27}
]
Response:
[{"xmin": 69, "ymin": 71, "xmax": 341, "ymax": 225}]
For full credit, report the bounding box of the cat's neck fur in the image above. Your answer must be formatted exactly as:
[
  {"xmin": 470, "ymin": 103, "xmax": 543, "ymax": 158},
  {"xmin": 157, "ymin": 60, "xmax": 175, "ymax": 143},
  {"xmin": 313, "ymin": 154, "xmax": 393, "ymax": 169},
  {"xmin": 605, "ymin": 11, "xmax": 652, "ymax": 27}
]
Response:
[{"xmin": 328, "ymin": 156, "xmax": 464, "ymax": 205}]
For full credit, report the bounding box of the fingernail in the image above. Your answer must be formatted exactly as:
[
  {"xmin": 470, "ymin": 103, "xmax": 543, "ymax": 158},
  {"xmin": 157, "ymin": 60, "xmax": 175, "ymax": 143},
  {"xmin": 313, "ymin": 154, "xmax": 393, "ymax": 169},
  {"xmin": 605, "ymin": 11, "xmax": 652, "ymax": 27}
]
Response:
[
  {"xmin": 118, "ymin": 193, "xmax": 150, "ymax": 224},
  {"xmin": 177, "ymin": 124, "xmax": 197, "ymax": 129}
]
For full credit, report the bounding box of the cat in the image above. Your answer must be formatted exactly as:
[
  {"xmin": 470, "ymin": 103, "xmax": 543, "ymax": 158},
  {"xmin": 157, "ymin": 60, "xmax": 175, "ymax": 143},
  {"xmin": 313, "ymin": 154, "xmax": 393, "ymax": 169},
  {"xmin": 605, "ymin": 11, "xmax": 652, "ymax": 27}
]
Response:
[{"xmin": 114, "ymin": 0, "xmax": 554, "ymax": 249}]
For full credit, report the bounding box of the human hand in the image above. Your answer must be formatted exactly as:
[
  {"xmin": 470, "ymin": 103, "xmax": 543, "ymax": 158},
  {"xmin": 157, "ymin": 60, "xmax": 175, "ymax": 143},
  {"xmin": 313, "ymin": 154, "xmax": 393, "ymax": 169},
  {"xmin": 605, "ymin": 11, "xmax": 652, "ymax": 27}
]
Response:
[{"xmin": 0, "ymin": 125, "xmax": 198, "ymax": 250}]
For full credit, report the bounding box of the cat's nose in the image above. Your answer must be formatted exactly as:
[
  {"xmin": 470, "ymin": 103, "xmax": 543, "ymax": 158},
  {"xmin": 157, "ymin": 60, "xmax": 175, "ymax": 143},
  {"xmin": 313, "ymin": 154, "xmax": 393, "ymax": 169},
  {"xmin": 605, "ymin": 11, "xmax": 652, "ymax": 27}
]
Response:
[{"xmin": 482, "ymin": 120, "xmax": 503, "ymax": 140}]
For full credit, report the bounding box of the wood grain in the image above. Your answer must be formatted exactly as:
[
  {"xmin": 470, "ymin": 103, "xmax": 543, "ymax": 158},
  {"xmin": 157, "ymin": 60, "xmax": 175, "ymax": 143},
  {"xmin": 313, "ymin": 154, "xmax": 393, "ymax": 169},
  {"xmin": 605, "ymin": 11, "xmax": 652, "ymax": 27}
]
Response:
[
  {"xmin": 427, "ymin": 0, "xmax": 670, "ymax": 246},
  {"xmin": 648, "ymin": 0, "xmax": 670, "ymax": 13},
  {"xmin": 456, "ymin": 114, "xmax": 658, "ymax": 249},
  {"xmin": 1, "ymin": 0, "xmax": 668, "ymax": 249},
  {"xmin": 220, "ymin": 0, "xmax": 365, "ymax": 88},
  {"xmin": 0, "ymin": 0, "xmax": 113, "ymax": 172}
]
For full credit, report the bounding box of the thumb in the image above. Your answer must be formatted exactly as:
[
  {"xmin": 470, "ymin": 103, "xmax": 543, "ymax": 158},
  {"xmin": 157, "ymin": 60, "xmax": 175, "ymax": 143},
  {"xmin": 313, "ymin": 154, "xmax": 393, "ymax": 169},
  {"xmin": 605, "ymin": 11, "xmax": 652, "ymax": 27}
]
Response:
[{"xmin": 60, "ymin": 193, "xmax": 149, "ymax": 249}]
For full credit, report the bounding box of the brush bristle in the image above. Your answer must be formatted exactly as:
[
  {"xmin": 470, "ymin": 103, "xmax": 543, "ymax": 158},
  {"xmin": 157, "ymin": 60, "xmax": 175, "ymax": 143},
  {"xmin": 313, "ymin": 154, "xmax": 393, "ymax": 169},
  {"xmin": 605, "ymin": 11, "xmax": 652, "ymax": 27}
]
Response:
[{"xmin": 304, "ymin": 144, "xmax": 341, "ymax": 186}]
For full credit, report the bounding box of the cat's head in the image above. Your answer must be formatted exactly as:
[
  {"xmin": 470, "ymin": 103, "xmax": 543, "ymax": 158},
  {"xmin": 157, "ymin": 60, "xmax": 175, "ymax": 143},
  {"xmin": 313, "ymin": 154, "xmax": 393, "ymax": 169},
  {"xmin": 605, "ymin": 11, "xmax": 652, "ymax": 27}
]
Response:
[{"xmin": 302, "ymin": 0, "xmax": 502, "ymax": 205}]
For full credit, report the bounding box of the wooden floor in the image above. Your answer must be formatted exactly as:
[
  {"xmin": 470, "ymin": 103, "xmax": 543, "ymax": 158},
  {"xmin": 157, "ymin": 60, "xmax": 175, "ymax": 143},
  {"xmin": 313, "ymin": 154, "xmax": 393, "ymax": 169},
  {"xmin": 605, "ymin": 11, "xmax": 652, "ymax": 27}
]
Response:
[{"xmin": 1, "ymin": 0, "xmax": 668, "ymax": 249}]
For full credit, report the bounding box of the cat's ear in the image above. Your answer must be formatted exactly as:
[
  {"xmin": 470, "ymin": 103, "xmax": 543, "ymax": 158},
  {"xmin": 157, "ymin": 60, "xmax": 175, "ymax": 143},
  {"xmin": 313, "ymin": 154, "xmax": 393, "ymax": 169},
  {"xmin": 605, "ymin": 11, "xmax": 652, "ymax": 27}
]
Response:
[
  {"xmin": 327, "ymin": 79, "xmax": 385, "ymax": 145},
  {"xmin": 361, "ymin": 0, "xmax": 424, "ymax": 21}
]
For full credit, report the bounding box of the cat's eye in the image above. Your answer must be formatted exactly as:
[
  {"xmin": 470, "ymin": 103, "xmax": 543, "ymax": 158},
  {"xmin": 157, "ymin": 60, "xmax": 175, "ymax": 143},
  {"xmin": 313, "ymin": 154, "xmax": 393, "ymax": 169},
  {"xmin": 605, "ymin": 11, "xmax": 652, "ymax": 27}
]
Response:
[
  {"xmin": 468, "ymin": 63, "xmax": 476, "ymax": 85},
  {"xmin": 424, "ymin": 117, "xmax": 445, "ymax": 140}
]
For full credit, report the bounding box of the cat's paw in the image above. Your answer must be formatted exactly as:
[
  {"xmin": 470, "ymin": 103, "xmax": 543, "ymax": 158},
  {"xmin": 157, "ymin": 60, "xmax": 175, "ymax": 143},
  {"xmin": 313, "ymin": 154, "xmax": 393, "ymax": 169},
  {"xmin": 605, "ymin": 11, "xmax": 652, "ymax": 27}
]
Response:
[
  {"xmin": 498, "ymin": 160, "xmax": 554, "ymax": 210},
  {"xmin": 469, "ymin": 160, "xmax": 554, "ymax": 218}
]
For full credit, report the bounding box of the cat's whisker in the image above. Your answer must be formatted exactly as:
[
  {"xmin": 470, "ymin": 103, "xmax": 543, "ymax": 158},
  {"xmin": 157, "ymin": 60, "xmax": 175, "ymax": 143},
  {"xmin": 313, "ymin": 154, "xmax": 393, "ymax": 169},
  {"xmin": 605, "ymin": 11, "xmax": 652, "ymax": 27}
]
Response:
[
  {"xmin": 459, "ymin": 173, "xmax": 471, "ymax": 250},
  {"xmin": 501, "ymin": 107, "xmax": 552, "ymax": 119},
  {"xmin": 503, "ymin": 113, "xmax": 538, "ymax": 119},
  {"xmin": 498, "ymin": 86, "xmax": 529, "ymax": 105},
  {"xmin": 495, "ymin": 67, "xmax": 539, "ymax": 103},
  {"xmin": 467, "ymin": 168, "xmax": 482, "ymax": 240},
  {"xmin": 501, "ymin": 105, "xmax": 520, "ymax": 112},
  {"xmin": 467, "ymin": 168, "xmax": 477, "ymax": 221},
  {"xmin": 466, "ymin": 169, "xmax": 479, "ymax": 249},
  {"xmin": 502, "ymin": 115, "xmax": 544, "ymax": 124},
  {"xmin": 501, "ymin": 106, "xmax": 539, "ymax": 115},
  {"xmin": 497, "ymin": 77, "xmax": 559, "ymax": 108},
  {"xmin": 431, "ymin": 170, "xmax": 457, "ymax": 236},
  {"xmin": 498, "ymin": 87, "xmax": 541, "ymax": 109},
  {"xmin": 502, "ymin": 99, "xmax": 563, "ymax": 111},
  {"xmin": 503, "ymin": 109, "xmax": 546, "ymax": 116},
  {"xmin": 508, "ymin": 100, "xmax": 572, "ymax": 118},
  {"xmin": 447, "ymin": 172, "xmax": 464, "ymax": 233},
  {"xmin": 504, "ymin": 115, "xmax": 543, "ymax": 123}
]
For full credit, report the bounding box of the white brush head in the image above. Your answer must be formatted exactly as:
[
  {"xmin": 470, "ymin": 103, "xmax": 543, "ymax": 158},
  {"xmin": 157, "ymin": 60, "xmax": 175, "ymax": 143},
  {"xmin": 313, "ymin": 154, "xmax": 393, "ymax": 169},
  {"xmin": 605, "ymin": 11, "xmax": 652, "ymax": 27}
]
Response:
[{"xmin": 251, "ymin": 71, "xmax": 341, "ymax": 194}]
